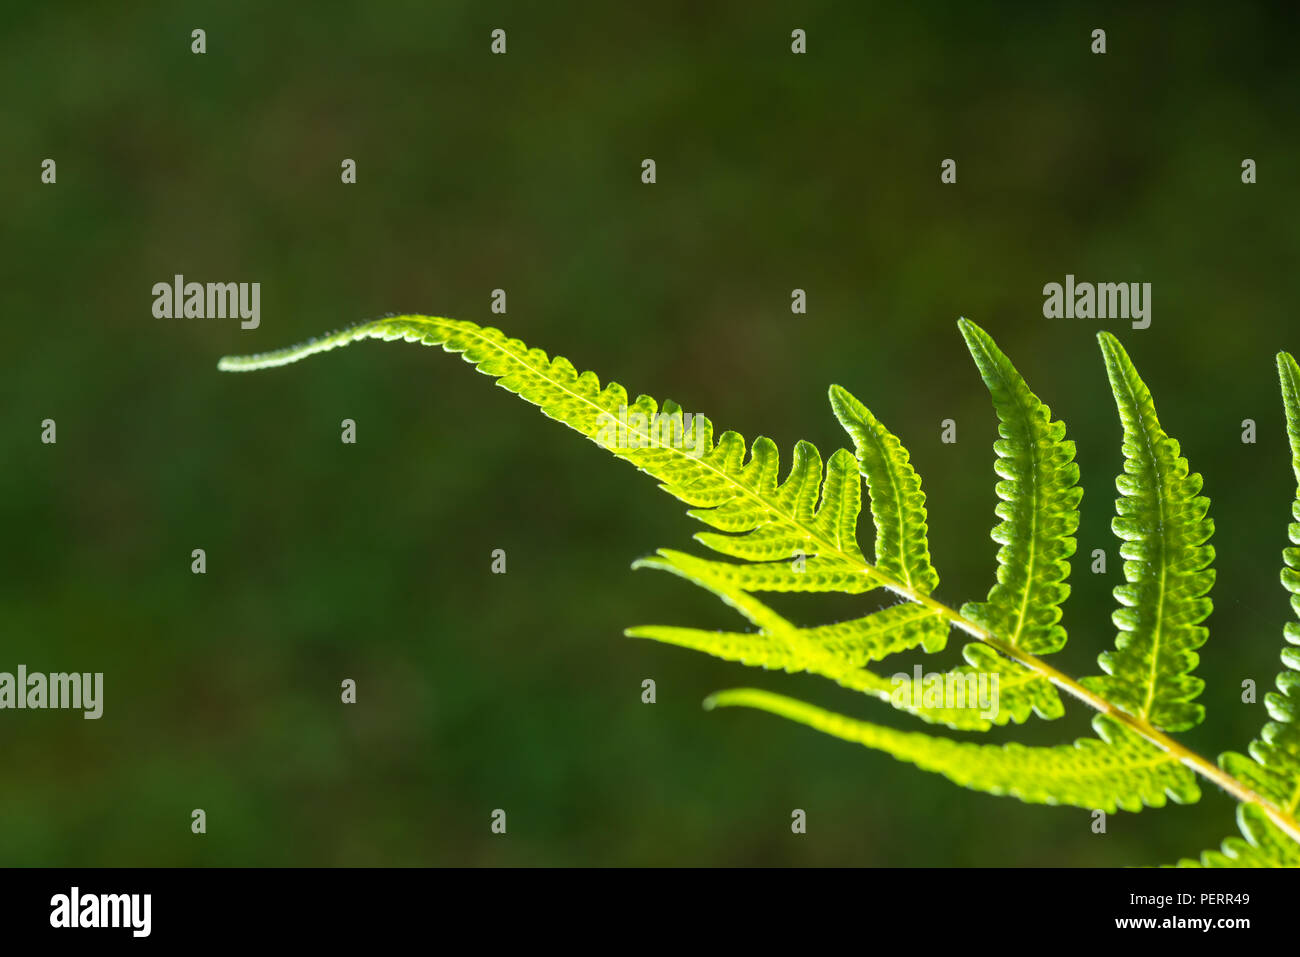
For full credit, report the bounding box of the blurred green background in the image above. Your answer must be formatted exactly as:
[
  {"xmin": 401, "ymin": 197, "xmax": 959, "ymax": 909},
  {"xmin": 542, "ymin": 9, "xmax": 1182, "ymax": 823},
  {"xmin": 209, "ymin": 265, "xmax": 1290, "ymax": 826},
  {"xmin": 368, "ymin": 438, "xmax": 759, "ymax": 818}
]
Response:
[{"xmin": 2, "ymin": 2, "xmax": 1298, "ymax": 866}]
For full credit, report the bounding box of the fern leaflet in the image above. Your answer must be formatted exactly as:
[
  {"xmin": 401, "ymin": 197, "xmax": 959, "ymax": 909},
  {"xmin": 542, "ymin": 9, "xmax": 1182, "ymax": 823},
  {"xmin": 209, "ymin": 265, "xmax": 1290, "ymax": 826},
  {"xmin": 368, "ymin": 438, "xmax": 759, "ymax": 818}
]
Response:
[
  {"xmin": 1182, "ymin": 352, "xmax": 1300, "ymax": 867},
  {"xmin": 705, "ymin": 688, "xmax": 1198, "ymax": 813},
  {"xmin": 1080, "ymin": 333, "xmax": 1215, "ymax": 733}
]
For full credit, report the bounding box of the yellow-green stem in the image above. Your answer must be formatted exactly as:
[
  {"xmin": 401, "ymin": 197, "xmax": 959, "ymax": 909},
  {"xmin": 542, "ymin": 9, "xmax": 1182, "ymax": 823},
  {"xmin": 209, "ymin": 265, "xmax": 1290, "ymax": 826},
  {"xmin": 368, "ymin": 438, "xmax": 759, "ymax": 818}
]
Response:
[{"xmin": 902, "ymin": 584, "xmax": 1300, "ymax": 846}]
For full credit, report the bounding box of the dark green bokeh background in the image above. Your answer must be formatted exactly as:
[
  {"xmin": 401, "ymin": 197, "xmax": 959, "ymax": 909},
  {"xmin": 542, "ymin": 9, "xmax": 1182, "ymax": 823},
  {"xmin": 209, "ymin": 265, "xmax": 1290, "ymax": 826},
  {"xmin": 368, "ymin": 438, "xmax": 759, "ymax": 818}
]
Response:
[{"xmin": 2, "ymin": 3, "xmax": 1298, "ymax": 866}]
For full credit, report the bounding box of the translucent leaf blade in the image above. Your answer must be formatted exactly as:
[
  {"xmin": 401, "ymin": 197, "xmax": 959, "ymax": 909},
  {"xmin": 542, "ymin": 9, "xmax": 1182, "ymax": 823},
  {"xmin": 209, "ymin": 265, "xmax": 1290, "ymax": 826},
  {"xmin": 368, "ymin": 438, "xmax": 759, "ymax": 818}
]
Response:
[
  {"xmin": 956, "ymin": 319, "xmax": 1081, "ymax": 661},
  {"xmin": 1081, "ymin": 333, "xmax": 1215, "ymax": 733},
  {"xmin": 829, "ymin": 384, "xmax": 940, "ymax": 596},
  {"xmin": 706, "ymin": 689, "xmax": 1200, "ymax": 812}
]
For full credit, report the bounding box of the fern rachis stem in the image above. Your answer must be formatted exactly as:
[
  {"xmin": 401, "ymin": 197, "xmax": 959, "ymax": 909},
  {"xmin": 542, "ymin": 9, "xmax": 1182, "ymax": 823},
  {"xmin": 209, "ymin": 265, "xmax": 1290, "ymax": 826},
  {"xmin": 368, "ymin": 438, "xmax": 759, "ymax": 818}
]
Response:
[{"xmin": 897, "ymin": 584, "xmax": 1300, "ymax": 845}]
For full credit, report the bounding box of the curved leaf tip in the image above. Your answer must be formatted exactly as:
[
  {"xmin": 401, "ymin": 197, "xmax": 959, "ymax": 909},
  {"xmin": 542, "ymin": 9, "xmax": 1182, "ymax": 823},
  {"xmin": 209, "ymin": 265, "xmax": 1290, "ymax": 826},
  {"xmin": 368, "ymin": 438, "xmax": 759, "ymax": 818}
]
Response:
[{"xmin": 1279, "ymin": 351, "xmax": 1300, "ymax": 487}]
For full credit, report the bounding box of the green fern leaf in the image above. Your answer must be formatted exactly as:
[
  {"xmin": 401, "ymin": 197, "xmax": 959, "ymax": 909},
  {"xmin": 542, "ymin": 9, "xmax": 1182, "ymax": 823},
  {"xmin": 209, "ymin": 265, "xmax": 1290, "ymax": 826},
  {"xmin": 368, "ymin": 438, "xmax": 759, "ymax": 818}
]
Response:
[
  {"xmin": 950, "ymin": 319, "xmax": 1081, "ymax": 724},
  {"xmin": 628, "ymin": 550, "xmax": 986, "ymax": 729},
  {"xmin": 828, "ymin": 385, "xmax": 940, "ymax": 596},
  {"xmin": 827, "ymin": 385, "xmax": 947, "ymax": 655},
  {"xmin": 1080, "ymin": 332, "xmax": 1215, "ymax": 733},
  {"xmin": 222, "ymin": 316, "xmax": 882, "ymax": 589},
  {"xmin": 956, "ymin": 319, "xmax": 1081, "ymax": 657},
  {"xmin": 706, "ymin": 688, "xmax": 1200, "ymax": 812},
  {"xmin": 636, "ymin": 542, "xmax": 1027, "ymax": 726},
  {"xmin": 1185, "ymin": 352, "xmax": 1300, "ymax": 866},
  {"xmin": 1240, "ymin": 350, "xmax": 1300, "ymax": 815}
]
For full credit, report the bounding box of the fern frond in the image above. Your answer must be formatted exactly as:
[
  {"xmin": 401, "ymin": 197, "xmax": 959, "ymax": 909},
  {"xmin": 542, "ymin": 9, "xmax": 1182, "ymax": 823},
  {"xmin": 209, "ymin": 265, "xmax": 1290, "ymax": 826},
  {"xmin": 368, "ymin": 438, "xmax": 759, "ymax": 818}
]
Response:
[
  {"xmin": 224, "ymin": 314, "xmax": 1300, "ymax": 860},
  {"xmin": 1187, "ymin": 352, "xmax": 1300, "ymax": 866},
  {"xmin": 706, "ymin": 688, "xmax": 1200, "ymax": 812},
  {"xmin": 1081, "ymin": 333, "xmax": 1215, "ymax": 733}
]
